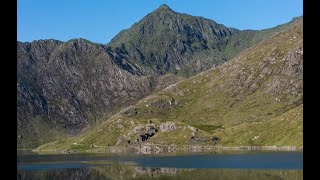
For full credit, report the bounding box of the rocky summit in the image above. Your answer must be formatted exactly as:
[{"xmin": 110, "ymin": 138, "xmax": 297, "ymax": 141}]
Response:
[
  {"xmin": 17, "ymin": 4, "xmax": 302, "ymax": 149},
  {"xmin": 108, "ymin": 5, "xmax": 297, "ymax": 76}
]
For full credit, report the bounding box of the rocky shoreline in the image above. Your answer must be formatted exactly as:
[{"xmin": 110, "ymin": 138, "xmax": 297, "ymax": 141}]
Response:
[
  {"xmin": 212, "ymin": 146, "xmax": 303, "ymax": 151},
  {"xmin": 32, "ymin": 145, "xmax": 303, "ymax": 154}
]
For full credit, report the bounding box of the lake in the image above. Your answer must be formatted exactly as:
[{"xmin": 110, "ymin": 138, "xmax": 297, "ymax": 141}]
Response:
[{"xmin": 17, "ymin": 150, "xmax": 303, "ymax": 179}]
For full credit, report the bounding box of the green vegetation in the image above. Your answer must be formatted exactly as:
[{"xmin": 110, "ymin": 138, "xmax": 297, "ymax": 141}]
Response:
[
  {"xmin": 214, "ymin": 105, "xmax": 303, "ymax": 146},
  {"xmin": 191, "ymin": 125, "xmax": 223, "ymax": 133},
  {"xmin": 17, "ymin": 116, "xmax": 68, "ymax": 148},
  {"xmin": 223, "ymin": 16, "xmax": 300, "ymax": 60}
]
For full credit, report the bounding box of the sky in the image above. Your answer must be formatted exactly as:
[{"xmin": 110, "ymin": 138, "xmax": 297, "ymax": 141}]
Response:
[{"xmin": 18, "ymin": 0, "xmax": 303, "ymax": 44}]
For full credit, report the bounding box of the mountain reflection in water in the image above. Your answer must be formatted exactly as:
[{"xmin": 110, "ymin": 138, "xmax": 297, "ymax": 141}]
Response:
[{"xmin": 17, "ymin": 151, "xmax": 303, "ymax": 180}]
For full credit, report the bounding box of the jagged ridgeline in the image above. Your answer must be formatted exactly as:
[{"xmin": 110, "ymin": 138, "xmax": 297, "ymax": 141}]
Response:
[
  {"xmin": 17, "ymin": 4, "xmax": 302, "ymax": 148},
  {"xmin": 108, "ymin": 4, "xmax": 299, "ymax": 76},
  {"xmin": 36, "ymin": 15, "xmax": 302, "ymax": 151}
]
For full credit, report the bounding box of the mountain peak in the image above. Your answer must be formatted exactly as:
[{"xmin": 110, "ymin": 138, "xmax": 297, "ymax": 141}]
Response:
[
  {"xmin": 154, "ymin": 4, "xmax": 174, "ymax": 13},
  {"xmin": 159, "ymin": 4, "xmax": 170, "ymax": 9}
]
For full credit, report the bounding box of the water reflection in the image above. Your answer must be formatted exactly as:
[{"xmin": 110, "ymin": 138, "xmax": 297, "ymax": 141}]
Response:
[
  {"xmin": 17, "ymin": 151, "xmax": 303, "ymax": 180},
  {"xmin": 134, "ymin": 166, "xmax": 177, "ymax": 175},
  {"xmin": 17, "ymin": 165, "xmax": 303, "ymax": 180}
]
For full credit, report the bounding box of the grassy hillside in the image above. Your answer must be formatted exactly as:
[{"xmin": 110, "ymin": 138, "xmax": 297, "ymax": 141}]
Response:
[
  {"xmin": 17, "ymin": 116, "xmax": 68, "ymax": 149},
  {"xmin": 36, "ymin": 17, "xmax": 302, "ymax": 152},
  {"xmin": 214, "ymin": 105, "xmax": 303, "ymax": 146},
  {"xmin": 223, "ymin": 16, "xmax": 301, "ymax": 60}
]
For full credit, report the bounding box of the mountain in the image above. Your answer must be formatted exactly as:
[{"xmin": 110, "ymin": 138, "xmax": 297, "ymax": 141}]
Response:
[
  {"xmin": 17, "ymin": 39, "xmax": 159, "ymax": 147},
  {"xmin": 17, "ymin": 37, "xmax": 187, "ymax": 148},
  {"xmin": 108, "ymin": 4, "xmax": 236, "ymax": 76},
  {"xmin": 36, "ymin": 16, "xmax": 303, "ymax": 151},
  {"xmin": 17, "ymin": 4, "xmax": 301, "ymax": 148},
  {"xmin": 108, "ymin": 4, "xmax": 299, "ymax": 76}
]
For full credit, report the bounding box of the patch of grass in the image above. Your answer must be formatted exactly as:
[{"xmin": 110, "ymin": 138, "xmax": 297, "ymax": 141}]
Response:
[
  {"xmin": 213, "ymin": 105, "xmax": 303, "ymax": 146},
  {"xmin": 17, "ymin": 116, "xmax": 68, "ymax": 149},
  {"xmin": 71, "ymin": 143, "xmax": 89, "ymax": 150},
  {"xmin": 191, "ymin": 125, "xmax": 223, "ymax": 133}
]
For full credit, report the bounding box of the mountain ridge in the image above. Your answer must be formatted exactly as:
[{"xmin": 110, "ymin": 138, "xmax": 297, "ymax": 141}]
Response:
[
  {"xmin": 17, "ymin": 4, "xmax": 302, "ymax": 148},
  {"xmin": 36, "ymin": 17, "xmax": 303, "ymax": 151}
]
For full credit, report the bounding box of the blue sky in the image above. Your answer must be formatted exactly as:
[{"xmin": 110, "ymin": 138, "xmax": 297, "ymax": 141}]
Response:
[{"xmin": 18, "ymin": 0, "xmax": 303, "ymax": 44}]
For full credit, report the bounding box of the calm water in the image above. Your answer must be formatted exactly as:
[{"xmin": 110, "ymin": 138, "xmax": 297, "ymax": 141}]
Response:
[{"xmin": 17, "ymin": 151, "xmax": 303, "ymax": 180}]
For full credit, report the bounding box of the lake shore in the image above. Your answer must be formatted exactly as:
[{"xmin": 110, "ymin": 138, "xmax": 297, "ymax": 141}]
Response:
[{"xmin": 32, "ymin": 144, "xmax": 303, "ymax": 154}]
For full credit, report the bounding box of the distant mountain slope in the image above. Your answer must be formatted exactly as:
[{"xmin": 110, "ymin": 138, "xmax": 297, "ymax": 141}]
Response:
[
  {"xmin": 36, "ymin": 16, "xmax": 302, "ymax": 151},
  {"xmin": 224, "ymin": 16, "xmax": 302, "ymax": 60}
]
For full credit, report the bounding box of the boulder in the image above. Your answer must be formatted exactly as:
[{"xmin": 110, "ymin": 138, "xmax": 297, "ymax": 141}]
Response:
[{"xmin": 159, "ymin": 122, "xmax": 176, "ymax": 132}]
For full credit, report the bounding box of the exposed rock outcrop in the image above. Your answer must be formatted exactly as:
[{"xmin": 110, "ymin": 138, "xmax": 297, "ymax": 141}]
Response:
[
  {"xmin": 159, "ymin": 122, "xmax": 177, "ymax": 132},
  {"xmin": 17, "ymin": 39, "xmax": 157, "ymax": 147}
]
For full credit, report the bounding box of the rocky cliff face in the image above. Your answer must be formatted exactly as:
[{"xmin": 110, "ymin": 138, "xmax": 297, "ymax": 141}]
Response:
[
  {"xmin": 17, "ymin": 39, "xmax": 62, "ymax": 127},
  {"xmin": 17, "ymin": 39, "xmax": 157, "ymax": 147}
]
